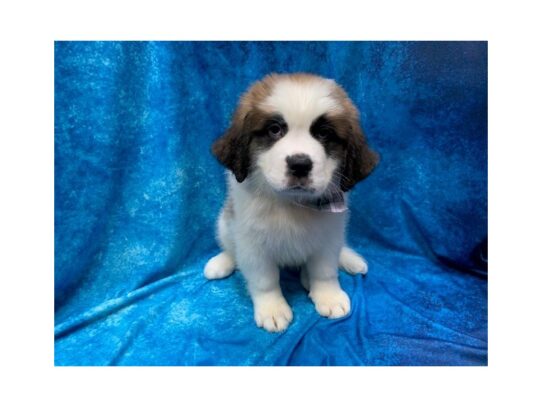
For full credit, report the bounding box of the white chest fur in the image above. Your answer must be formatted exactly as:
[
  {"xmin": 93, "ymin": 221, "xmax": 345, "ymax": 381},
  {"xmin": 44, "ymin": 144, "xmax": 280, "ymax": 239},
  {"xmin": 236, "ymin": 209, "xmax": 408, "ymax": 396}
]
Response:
[{"xmin": 230, "ymin": 180, "xmax": 346, "ymax": 266}]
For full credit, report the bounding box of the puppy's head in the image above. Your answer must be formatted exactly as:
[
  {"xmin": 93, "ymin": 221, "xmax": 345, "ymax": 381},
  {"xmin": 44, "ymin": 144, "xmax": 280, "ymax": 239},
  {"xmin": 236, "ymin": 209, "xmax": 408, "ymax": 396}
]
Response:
[{"xmin": 212, "ymin": 73, "xmax": 379, "ymax": 197}]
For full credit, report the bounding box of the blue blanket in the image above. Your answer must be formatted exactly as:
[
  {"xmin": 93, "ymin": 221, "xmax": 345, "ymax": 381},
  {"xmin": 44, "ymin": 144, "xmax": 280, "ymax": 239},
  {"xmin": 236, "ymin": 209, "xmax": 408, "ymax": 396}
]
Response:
[{"xmin": 54, "ymin": 41, "xmax": 487, "ymax": 366}]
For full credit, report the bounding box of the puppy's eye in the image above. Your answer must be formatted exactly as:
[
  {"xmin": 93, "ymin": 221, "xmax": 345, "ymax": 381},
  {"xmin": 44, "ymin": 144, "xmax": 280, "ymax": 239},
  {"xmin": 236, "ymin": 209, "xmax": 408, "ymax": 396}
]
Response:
[
  {"xmin": 267, "ymin": 123, "xmax": 284, "ymax": 138},
  {"xmin": 316, "ymin": 128, "xmax": 336, "ymax": 140}
]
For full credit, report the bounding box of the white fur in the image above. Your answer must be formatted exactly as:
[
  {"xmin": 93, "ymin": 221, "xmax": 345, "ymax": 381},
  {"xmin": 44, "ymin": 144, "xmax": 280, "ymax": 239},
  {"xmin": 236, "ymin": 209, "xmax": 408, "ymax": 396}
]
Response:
[
  {"xmin": 261, "ymin": 77, "xmax": 343, "ymax": 124},
  {"xmin": 204, "ymin": 77, "xmax": 369, "ymax": 332}
]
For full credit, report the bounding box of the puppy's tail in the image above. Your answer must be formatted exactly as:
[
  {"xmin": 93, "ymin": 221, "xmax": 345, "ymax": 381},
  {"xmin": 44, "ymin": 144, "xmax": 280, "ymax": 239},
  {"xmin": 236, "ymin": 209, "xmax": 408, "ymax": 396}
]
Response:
[{"xmin": 339, "ymin": 247, "xmax": 369, "ymax": 275}]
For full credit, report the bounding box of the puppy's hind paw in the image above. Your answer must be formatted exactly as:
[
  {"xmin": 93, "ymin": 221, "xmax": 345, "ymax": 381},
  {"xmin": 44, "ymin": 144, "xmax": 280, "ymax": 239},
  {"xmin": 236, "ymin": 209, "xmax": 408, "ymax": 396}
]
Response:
[
  {"xmin": 204, "ymin": 252, "xmax": 235, "ymax": 280},
  {"xmin": 339, "ymin": 247, "xmax": 369, "ymax": 275}
]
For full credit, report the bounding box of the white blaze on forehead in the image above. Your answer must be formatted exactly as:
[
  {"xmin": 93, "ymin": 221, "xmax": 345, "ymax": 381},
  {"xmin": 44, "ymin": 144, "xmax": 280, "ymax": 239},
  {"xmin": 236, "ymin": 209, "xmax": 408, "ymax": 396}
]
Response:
[{"xmin": 260, "ymin": 77, "xmax": 343, "ymax": 128}]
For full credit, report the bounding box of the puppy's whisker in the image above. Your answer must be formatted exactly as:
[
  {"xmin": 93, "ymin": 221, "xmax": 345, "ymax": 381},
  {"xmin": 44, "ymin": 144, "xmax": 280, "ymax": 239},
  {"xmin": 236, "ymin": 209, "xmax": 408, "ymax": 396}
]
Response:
[{"xmin": 335, "ymin": 172, "xmax": 352, "ymax": 183}]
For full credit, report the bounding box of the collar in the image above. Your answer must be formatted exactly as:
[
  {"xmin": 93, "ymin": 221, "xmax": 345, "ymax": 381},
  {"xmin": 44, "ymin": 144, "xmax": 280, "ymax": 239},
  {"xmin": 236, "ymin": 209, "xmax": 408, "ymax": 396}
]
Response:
[{"xmin": 291, "ymin": 190, "xmax": 348, "ymax": 213}]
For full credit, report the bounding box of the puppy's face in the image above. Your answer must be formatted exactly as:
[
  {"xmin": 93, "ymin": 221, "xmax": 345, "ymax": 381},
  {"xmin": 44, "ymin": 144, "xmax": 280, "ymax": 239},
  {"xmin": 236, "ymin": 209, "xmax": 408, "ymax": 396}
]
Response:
[{"xmin": 213, "ymin": 74, "xmax": 379, "ymax": 197}]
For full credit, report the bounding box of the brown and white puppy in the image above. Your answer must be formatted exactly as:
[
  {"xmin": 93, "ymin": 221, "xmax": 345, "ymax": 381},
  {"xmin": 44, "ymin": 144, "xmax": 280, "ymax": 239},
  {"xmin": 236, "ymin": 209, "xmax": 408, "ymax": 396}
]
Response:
[{"xmin": 205, "ymin": 73, "xmax": 379, "ymax": 332}]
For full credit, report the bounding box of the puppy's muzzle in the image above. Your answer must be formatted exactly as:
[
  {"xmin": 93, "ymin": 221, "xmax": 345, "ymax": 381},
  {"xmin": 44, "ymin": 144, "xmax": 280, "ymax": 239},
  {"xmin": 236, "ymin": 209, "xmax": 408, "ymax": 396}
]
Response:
[{"xmin": 286, "ymin": 154, "xmax": 313, "ymax": 178}]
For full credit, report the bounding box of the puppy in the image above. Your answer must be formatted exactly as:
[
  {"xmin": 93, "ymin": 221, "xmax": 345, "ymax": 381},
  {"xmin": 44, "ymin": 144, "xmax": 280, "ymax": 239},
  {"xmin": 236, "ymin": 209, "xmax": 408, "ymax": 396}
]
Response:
[{"xmin": 205, "ymin": 73, "xmax": 379, "ymax": 332}]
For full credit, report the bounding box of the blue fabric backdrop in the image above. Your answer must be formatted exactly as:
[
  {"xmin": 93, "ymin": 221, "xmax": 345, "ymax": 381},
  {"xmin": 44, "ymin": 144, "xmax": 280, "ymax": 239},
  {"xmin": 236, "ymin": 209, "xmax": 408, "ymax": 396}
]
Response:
[{"xmin": 54, "ymin": 41, "xmax": 487, "ymax": 366}]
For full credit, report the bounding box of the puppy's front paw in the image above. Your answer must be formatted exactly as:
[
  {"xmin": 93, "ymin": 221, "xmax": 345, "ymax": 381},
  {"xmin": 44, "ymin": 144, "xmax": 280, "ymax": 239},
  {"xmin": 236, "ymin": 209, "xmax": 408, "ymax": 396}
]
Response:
[
  {"xmin": 204, "ymin": 252, "xmax": 235, "ymax": 280},
  {"xmin": 254, "ymin": 296, "xmax": 293, "ymax": 333},
  {"xmin": 310, "ymin": 288, "xmax": 351, "ymax": 319}
]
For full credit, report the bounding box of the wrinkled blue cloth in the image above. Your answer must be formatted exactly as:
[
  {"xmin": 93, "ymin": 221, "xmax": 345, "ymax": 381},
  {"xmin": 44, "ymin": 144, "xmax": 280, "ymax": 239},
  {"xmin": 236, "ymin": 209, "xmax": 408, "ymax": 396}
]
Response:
[{"xmin": 54, "ymin": 41, "xmax": 487, "ymax": 366}]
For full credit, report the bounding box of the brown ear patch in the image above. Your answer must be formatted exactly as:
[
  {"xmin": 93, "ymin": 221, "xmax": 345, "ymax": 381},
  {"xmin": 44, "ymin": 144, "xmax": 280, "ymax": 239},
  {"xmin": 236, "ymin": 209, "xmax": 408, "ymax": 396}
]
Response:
[
  {"xmin": 328, "ymin": 84, "xmax": 380, "ymax": 191},
  {"xmin": 211, "ymin": 115, "xmax": 251, "ymax": 182},
  {"xmin": 340, "ymin": 123, "xmax": 380, "ymax": 191},
  {"xmin": 212, "ymin": 74, "xmax": 280, "ymax": 182}
]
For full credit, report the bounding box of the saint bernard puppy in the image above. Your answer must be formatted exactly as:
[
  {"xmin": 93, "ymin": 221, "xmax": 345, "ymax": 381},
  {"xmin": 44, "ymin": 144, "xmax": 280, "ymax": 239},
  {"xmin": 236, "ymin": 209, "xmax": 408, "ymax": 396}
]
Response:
[{"xmin": 205, "ymin": 73, "xmax": 379, "ymax": 332}]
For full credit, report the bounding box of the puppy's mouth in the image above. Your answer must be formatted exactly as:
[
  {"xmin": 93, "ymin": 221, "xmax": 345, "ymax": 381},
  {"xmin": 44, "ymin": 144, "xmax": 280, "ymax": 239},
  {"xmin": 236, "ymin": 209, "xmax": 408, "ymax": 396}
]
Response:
[
  {"xmin": 287, "ymin": 185, "xmax": 315, "ymax": 193},
  {"xmin": 280, "ymin": 184, "xmax": 317, "ymax": 197}
]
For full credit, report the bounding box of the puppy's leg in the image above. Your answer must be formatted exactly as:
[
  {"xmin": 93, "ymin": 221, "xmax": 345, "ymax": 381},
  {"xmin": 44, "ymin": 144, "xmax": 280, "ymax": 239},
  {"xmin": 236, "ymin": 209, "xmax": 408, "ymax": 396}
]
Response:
[
  {"xmin": 307, "ymin": 251, "xmax": 351, "ymax": 318},
  {"xmin": 238, "ymin": 252, "xmax": 292, "ymax": 332},
  {"xmin": 204, "ymin": 207, "xmax": 236, "ymax": 280},
  {"xmin": 339, "ymin": 246, "xmax": 368, "ymax": 275}
]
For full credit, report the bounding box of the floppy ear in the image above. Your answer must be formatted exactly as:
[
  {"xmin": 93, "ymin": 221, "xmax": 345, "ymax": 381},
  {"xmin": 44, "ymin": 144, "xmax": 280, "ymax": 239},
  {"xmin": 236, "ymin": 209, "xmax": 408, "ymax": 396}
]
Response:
[
  {"xmin": 212, "ymin": 110, "xmax": 251, "ymax": 183},
  {"xmin": 340, "ymin": 121, "xmax": 379, "ymax": 192}
]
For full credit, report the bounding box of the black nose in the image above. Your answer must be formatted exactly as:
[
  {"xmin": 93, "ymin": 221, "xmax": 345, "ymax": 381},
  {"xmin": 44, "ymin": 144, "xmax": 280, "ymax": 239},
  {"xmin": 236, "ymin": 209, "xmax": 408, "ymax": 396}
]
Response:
[{"xmin": 286, "ymin": 154, "xmax": 313, "ymax": 177}]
